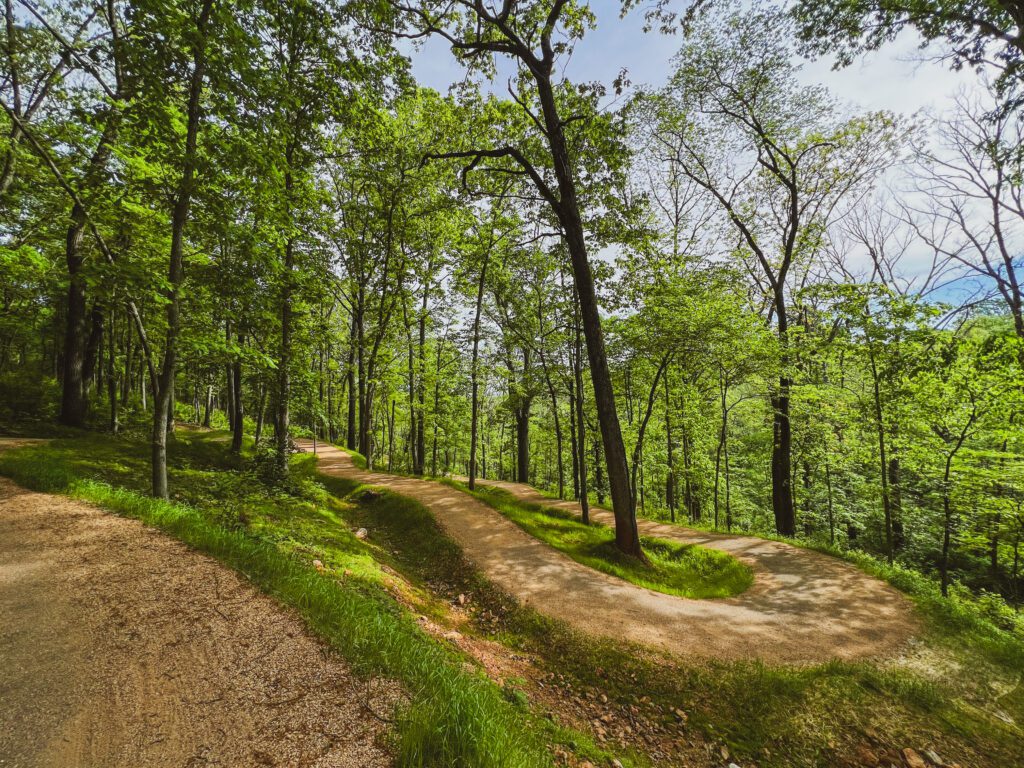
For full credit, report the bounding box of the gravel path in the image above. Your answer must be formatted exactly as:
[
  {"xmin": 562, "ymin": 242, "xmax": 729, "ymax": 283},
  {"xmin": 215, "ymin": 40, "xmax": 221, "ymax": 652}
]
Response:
[
  {"xmin": 302, "ymin": 441, "xmax": 920, "ymax": 665},
  {"xmin": 0, "ymin": 473, "xmax": 395, "ymax": 768}
]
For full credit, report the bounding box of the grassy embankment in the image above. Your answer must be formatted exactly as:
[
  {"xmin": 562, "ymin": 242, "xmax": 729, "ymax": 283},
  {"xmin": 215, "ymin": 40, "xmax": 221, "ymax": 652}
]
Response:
[
  {"xmin": 2, "ymin": 431, "xmax": 1023, "ymax": 767},
  {"xmin": 0, "ymin": 432, "xmax": 606, "ymax": 768},
  {"xmin": 444, "ymin": 479, "xmax": 753, "ymax": 600}
]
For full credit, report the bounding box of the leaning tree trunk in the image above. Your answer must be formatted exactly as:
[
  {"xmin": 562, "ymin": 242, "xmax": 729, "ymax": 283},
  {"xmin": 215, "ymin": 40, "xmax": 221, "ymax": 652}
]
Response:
[{"xmin": 535, "ymin": 74, "xmax": 641, "ymax": 558}]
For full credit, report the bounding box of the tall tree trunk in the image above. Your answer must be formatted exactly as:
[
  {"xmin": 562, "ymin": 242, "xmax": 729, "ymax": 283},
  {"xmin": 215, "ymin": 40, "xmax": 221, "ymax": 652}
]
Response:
[
  {"xmin": 275, "ymin": 211, "xmax": 295, "ymax": 475},
  {"xmin": 516, "ymin": 405, "xmax": 531, "ymax": 484},
  {"xmin": 415, "ymin": 278, "xmax": 429, "ymax": 475},
  {"xmin": 151, "ymin": 0, "xmax": 213, "ymax": 499},
  {"xmin": 868, "ymin": 342, "xmax": 895, "ymax": 563},
  {"xmin": 83, "ymin": 303, "xmax": 104, "ymax": 394},
  {"xmin": 468, "ymin": 250, "xmax": 490, "ymax": 490},
  {"xmin": 540, "ymin": 357, "xmax": 564, "ymax": 499},
  {"xmin": 573, "ymin": 301, "xmax": 589, "ymax": 524},
  {"xmin": 230, "ymin": 339, "xmax": 243, "ymax": 453},
  {"xmin": 58, "ymin": 208, "xmax": 90, "ymax": 427},
  {"xmin": 346, "ymin": 309, "xmax": 357, "ymax": 450},
  {"xmin": 771, "ymin": 298, "xmax": 796, "ymax": 536},
  {"xmin": 254, "ymin": 381, "xmax": 267, "ymax": 447},
  {"xmin": 536, "ymin": 74, "xmax": 640, "ymax": 558},
  {"xmin": 107, "ymin": 306, "xmax": 118, "ymax": 434},
  {"xmin": 665, "ymin": 372, "xmax": 675, "ymax": 523}
]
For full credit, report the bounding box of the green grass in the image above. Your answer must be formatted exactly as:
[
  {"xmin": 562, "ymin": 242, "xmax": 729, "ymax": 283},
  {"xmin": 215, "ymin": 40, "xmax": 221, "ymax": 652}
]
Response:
[
  {"xmin": 4, "ymin": 431, "xmax": 1023, "ymax": 768},
  {"xmin": 336, "ymin": 462, "xmax": 1024, "ymax": 767},
  {"xmin": 445, "ymin": 480, "xmax": 753, "ymax": 599},
  {"xmin": 0, "ymin": 432, "xmax": 553, "ymax": 768}
]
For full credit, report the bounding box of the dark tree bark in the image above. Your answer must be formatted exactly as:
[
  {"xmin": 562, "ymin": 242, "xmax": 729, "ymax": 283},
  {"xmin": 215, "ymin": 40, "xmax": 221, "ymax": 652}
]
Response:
[
  {"xmin": 572, "ymin": 297, "xmax": 589, "ymax": 524},
  {"xmin": 539, "ymin": 348, "xmax": 564, "ymax": 499},
  {"xmin": 346, "ymin": 308, "xmax": 357, "ymax": 450},
  {"xmin": 417, "ymin": 5, "xmax": 643, "ymax": 557},
  {"xmin": 664, "ymin": 373, "xmax": 676, "ymax": 522},
  {"xmin": 107, "ymin": 305, "xmax": 118, "ymax": 434},
  {"xmin": 58, "ymin": 224, "xmax": 89, "ymax": 427},
  {"xmin": 151, "ymin": 0, "xmax": 213, "ymax": 499},
  {"xmin": 230, "ymin": 342, "xmax": 243, "ymax": 453},
  {"xmin": 468, "ymin": 246, "xmax": 491, "ymax": 490},
  {"xmin": 82, "ymin": 303, "xmax": 104, "ymax": 393}
]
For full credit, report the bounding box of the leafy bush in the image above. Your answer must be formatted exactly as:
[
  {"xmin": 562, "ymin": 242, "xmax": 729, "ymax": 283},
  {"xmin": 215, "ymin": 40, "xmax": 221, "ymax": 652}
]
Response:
[{"xmin": 0, "ymin": 370, "xmax": 59, "ymax": 422}]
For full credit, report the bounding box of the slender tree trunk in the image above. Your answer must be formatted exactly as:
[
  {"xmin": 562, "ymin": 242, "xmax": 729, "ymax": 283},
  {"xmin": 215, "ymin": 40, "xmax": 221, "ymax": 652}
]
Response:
[
  {"xmin": 415, "ymin": 279, "xmax": 429, "ymax": 475},
  {"xmin": 516, "ymin": 405, "xmax": 531, "ymax": 484},
  {"xmin": 771, "ymin": 297, "xmax": 796, "ymax": 536},
  {"xmin": 82, "ymin": 303, "xmax": 104, "ymax": 394},
  {"xmin": 346, "ymin": 308, "xmax": 357, "ymax": 450},
  {"xmin": 387, "ymin": 398, "xmax": 396, "ymax": 472},
  {"xmin": 665, "ymin": 372, "xmax": 675, "ymax": 523},
  {"xmin": 107, "ymin": 306, "xmax": 118, "ymax": 434},
  {"xmin": 825, "ymin": 456, "xmax": 835, "ymax": 546},
  {"xmin": 940, "ymin": 460, "xmax": 954, "ymax": 597},
  {"xmin": 231, "ymin": 340, "xmax": 243, "ymax": 453},
  {"xmin": 539, "ymin": 349, "xmax": 564, "ymax": 499},
  {"xmin": 254, "ymin": 381, "xmax": 267, "ymax": 447},
  {"xmin": 868, "ymin": 342, "xmax": 894, "ymax": 563},
  {"xmin": 275, "ymin": 200, "xmax": 295, "ymax": 476},
  {"xmin": 573, "ymin": 300, "xmax": 590, "ymax": 523},
  {"xmin": 569, "ymin": 385, "xmax": 580, "ymax": 499},
  {"xmin": 468, "ymin": 252, "xmax": 489, "ymax": 489},
  {"xmin": 151, "ymin": 0, "xmax": 212, "ymax": 499}
]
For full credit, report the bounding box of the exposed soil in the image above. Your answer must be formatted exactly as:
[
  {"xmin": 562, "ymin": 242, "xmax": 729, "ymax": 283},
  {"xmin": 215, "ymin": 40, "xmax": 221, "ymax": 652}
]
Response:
[
  {"xmin": 302, "ymin": 441, "xmax": 920, "ymax": 665},
  {"xmin": 0, "ymin": 476, "xmax": 396, "ymax": 768}
]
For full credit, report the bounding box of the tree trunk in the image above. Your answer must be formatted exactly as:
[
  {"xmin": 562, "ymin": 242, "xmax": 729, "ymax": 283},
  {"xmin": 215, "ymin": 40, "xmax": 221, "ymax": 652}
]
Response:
[
  {"xmin": 231, "ymin": 344, "xmax": 243, "ymax": 453},
  {"xmin": 539, "ymin": 349, "xmax": 564, "ymax": 499},
  {"xmin": 535, "ymin": 73, "xmax": 640, "ymax": 558},
  {"xmin": 415, "ymin": 280, "xmax": 429, "ymax": 475},
  {"xmin": 275, "ymin": 223, "xmax": 295, "ymax": 475},
  {"xmin": 516, "ymin": 404, "xmax": 531, "ymax": 484},
  {"xmin": 770, "ymin": 292, "xmax": 796, "ymax": 536},
  {"xmin": 665, "ymin": 372, "xmax": 675, "ymax": 523},
  {"xmin": 573, "ymin": 300, "xmax": 590, "ymax": 523},
  {"xmin": 151, "ymin": 0, "xmax": 212, "ymax": 499},
  {"xmin": 82, "ymin": 303, "xmax": 104, "ymax": 394},
  {"xmin": 468, "ymin": 249, "xmax": 492, "ymax": 489},
  {"xmin": 107, "ymin": 306, "xmax": 118, "ymax": 434},
  {"xmin": 346, "ymin": 308, "xmax": 357, "ymax": 450},
  {"xmin": 58, "ymin": 207, "xmax": 90, "ymax": 427},
  {"xmin": 868, "ymin": 341, "xmax": 894, "ymax": 562},
  {"xmin": 254, "ymin": 381, "xmax": 267, "ymax": 447}
]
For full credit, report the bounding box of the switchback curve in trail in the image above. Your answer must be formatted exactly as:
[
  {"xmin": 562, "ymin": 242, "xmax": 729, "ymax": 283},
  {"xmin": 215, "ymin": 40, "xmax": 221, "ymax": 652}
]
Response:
[{"xmin": 302, "ymin": 441, "xmax": 919, "ymax": 665}]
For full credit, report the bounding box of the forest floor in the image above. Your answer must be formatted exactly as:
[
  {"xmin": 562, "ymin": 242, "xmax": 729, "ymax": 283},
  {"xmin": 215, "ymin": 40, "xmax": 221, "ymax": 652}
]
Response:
[
  {"xmin": 302, "ymin": 440, "xmax": 918, "ymax": 665},
  {"xmin": 0, "ymin": 472, "xmax": 395, "ymax": 768}
]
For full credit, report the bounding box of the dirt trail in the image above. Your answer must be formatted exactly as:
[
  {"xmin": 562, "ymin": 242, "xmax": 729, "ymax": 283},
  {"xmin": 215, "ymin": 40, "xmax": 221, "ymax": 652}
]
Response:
[
  {"xmin": 0, "ymin": 473, "xmax": 395, "ymax": 768},
  {"xmin": 302, "ymin": 441, "xmax": 919, "ymax": 665}
]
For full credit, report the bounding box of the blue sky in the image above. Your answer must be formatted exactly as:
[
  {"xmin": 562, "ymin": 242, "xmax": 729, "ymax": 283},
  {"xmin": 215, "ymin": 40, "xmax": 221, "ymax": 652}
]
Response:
[
  {"xmin": 405, "ymin": 0, "xmax": 981, "ymax": 118},
  {"xmin": 403, "ymin": 1, "xmax": 994, "ymax": 301}
]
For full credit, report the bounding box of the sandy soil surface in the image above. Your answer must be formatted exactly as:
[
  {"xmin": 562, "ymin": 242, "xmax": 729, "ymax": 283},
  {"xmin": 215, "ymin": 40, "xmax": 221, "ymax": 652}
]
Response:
[
  {"xmin": 302, "ymin": 441, "xmax": 919, "ymax": 665},
  {"xmin": 0, "ymin": 476, "xmax": 396, "ymax": 768}
]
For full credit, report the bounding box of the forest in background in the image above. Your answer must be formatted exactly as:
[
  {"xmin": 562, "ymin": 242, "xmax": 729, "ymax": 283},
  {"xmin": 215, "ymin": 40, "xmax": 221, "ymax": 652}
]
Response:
[{"xmin": 2, "ymin": 0, "xmax": 1024, "ymax": 623}]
